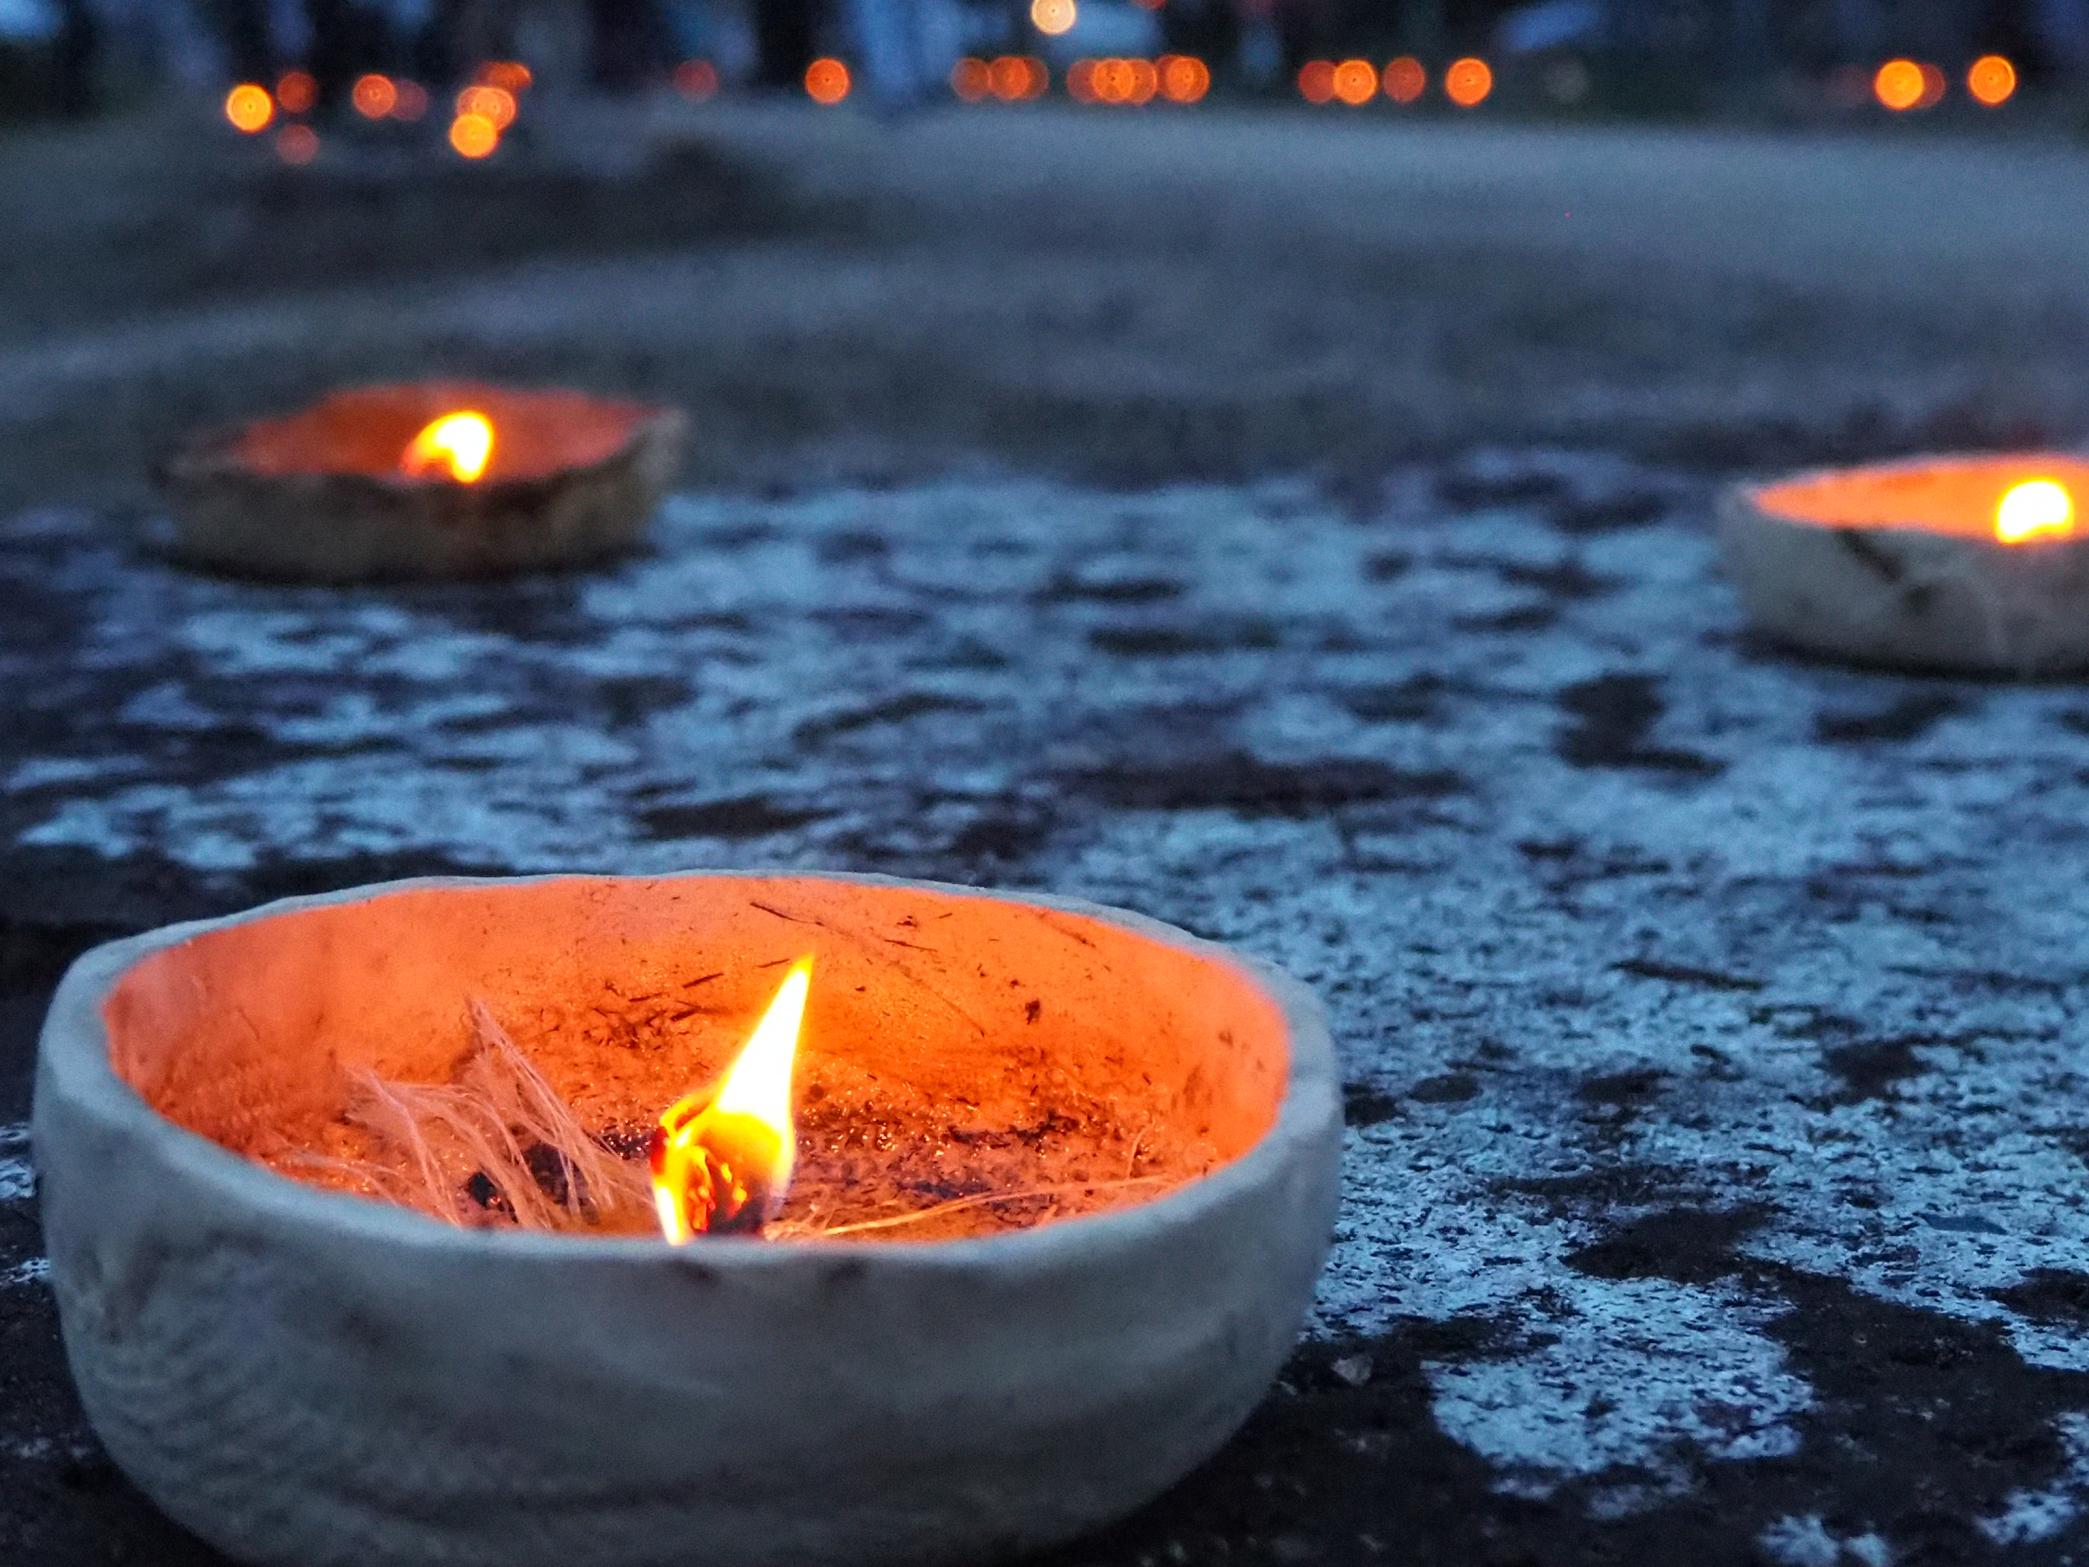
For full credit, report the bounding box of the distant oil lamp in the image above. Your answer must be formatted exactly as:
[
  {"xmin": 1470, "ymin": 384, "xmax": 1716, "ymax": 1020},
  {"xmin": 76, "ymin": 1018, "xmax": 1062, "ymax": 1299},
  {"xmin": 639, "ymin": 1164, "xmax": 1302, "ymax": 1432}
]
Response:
[
  {"xmin": 1721, "ymin": 454, "xmax": 2089, "ymax": 673},
  {"xmin": 34, "ymin": 872, "xmax": 1340, "ymax": 1567},
  {"xmin": 159, "ymin": 382, "xmax": 683, "ymax": 581}
]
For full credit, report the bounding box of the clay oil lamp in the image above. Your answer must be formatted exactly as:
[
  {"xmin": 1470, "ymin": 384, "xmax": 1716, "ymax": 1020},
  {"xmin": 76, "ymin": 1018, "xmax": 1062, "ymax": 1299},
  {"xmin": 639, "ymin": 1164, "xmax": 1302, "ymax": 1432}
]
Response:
[
  {"xmin": 160, "ymin": 381, "xmax": 684, "ymax": 581},
  {"xmin": 1721, "ymin": 454, "xmax": 2089, "ymax": 673},
  {"xmin": 34, "ymin": 871, "xmax": 1341, "ymax": 1567}
]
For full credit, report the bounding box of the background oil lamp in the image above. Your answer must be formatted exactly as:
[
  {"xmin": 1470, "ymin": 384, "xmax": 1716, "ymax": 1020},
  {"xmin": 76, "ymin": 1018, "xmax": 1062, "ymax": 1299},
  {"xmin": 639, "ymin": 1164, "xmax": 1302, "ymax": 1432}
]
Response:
[
  {"xmin": 160, "ymin": 381, "xmax": 684, "ymax": 581},
  {"xmin": 1721, "ymin": 453, "xmax": 2089, "ymax": 673},
  {"xmin": 33, "ymin": 871, "xmax": 1342, "ymax": 1567}
]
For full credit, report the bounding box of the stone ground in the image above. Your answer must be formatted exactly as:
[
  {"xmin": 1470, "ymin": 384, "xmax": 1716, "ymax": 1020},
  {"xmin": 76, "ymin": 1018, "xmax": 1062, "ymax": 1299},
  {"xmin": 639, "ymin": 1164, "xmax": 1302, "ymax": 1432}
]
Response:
[{"xmin": 5, "ymin": 100, "xmax": 2089, "ymax": 1566}]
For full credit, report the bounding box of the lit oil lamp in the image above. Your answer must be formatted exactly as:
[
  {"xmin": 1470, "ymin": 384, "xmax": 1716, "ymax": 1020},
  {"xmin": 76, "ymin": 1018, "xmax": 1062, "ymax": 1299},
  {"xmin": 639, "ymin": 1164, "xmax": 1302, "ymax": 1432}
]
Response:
[
  {"xmin": 649, "ymin": 956, "xmax": 809, "ymax": 1241},
  {"xmin": 34, "ymin": 872, "xmax": 1341, "ymax": 1567},
  {"xmin": 398, "ymin": 408, "xmax": 495, "ymax": 485},
  {"xmin": 159, "ymin": 382, "xmax": 683, "ymax": 581},
  {"xmin": 1721, "ymin": 454, "xmax": 2089, "ymax": 673}
]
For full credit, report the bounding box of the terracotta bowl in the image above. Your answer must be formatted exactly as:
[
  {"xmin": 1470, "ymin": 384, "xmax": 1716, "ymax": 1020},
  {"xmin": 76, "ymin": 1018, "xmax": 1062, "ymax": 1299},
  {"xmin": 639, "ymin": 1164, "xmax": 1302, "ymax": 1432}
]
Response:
[
  {"xmin": 1720, "ymin": 454, "xmax": 2089, "ymax": 675},
  {"xmin": 160, "ymin": 382, "xmax": 684, "ymax": 581},
  {"xmin": 33, "ymin": 872, "xmax": 1343, "ymax": 1567}
]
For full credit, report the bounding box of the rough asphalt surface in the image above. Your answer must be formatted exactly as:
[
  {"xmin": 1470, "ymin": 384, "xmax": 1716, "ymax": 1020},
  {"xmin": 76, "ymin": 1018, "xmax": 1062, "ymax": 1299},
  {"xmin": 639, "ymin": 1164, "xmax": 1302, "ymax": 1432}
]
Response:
[
  {"xmin": 6, "ymin": 104, "xmax": 2089, "ymax": 1567},
  {"xmin": 10, "ymin": 450, "xmax": 2089, "ymax": 1565}
]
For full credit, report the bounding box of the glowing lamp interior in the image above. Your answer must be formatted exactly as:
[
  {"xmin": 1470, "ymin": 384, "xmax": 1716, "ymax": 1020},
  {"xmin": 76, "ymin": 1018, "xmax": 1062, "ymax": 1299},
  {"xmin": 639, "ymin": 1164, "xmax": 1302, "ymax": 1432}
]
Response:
[
  {"xmin": 650, "ymin": 957, "xmax": 809, "ymax": 1241},
  {"xmin": 100, "ymin": 877, "xmax": 1289, "ymax": 1244},
  {"xmin": 400, "ymin": 410, "xmax": 495, "ymax": 484},
  {"xmin": 1995, "ymin": 478, "xmax": 2077, "ymax": 545},
  {"xmin": 1751, "ymin": 456, "xmax": 2089, "ymax": 544}
]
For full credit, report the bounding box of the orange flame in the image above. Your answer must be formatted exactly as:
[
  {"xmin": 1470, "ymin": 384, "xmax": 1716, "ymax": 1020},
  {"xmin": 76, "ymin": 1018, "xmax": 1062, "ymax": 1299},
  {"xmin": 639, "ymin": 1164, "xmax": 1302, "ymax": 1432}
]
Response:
[
  {"xmin": 400, "ymin": 411, "xmax": 494, "ymax": 484},
  {"xmin": 651, "ymin": 958, "xmax": 811, "ymax": 1242},
  {"xmin": 1995, "ymin": 479, "xmax": 2076, "ymax": 545}
]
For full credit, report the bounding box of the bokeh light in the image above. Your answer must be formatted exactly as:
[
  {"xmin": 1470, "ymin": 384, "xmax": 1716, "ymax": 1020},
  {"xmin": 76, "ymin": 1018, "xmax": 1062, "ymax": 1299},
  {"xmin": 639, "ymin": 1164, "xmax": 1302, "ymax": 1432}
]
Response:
[
  {"xmin": 1915, "ymin": 61, "xmax": 1947, "ymax": 109},
  {"xmin": 1967, "ymin": 54, "xmax": 2017, "ymax": 107},
  {"xmin": 274, "ymin": 124, "xmax": 319, "ymax": 165},
  {"xmin": 1446, "ymin": 57, "xmax": 1493, "ymax": 107},
  {"xmin": 952, "ymin": 57, "xmax": 990, "ymax": 102},
  {"xmin": 276, "ymin": 70, "xmax": 316, "ymax": 115},
  {"xmin": 458, "ymin": 84, "xmax": 517, "ymax": 129},
  {"xmin": 805, "ymin": 57, "xmax": 851, "ymax": 105},
  {"xmin": 481, "ymin": 61, "xmax": 533, "ymax": 94},
  {"xmin": 1159, "ymin": 54, "xmax": 1209, "ymax": 105},
  {"xmin": 352, "ymin": 73, "xmax": 398, "ymax": 119},
  {"xmin": 1298, "ymin": 60, "xmax": 1334, "ymax": 106},
  {"xmin": 1332, "ymin": 58, "xmax": 1376, "ymax": 106},
  {"xmin": 224, "ymin": 84, "xmax": 274, "ymax": 134},
  {"xmin": 1030, "ymin": 0, "xmax": 1076, "ymax": 37},
  {"xmin": 1381, "ymin": 56, "xmax": 1425, "ymax": 104},
  {"xmin": 393, "ymin": 81, "xmax": 428, "ymax": 120},
  {"xmin": 990, "ymin": 55, "xmax": 1045, "ymax": 101},
  {"xmin": 1068, "ymin": 58, "xmax": 1098, "ymax": 104},
  {"xmin": 1873, "ymin": 58, "xmax": 1924, "ymax": 111},
  {"xmin": 449, "ymin": 111, "xmax": 499, "ymax": 158},
  {"xmin": 1125, "ymin": 58, "xmax": 1157, "ymax": 105},
  {"xmin": 675, "ymin": 59, "xmax": 719, "ymax": 100}
]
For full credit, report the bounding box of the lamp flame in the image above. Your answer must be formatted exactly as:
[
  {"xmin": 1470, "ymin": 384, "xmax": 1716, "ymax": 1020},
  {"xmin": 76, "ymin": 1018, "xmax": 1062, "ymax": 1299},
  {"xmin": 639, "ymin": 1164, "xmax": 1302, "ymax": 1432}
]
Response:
[
  {"xmin": 1995, "ymin": 479, "xmax": 2076, "ymax": 545},
  {"xmin": 651, "ymin": 957, "xmax": 811, "ymax": 1242},
  {"xmin": 400, "ymin": 411, "xmax": 494, "ymax": 484}
]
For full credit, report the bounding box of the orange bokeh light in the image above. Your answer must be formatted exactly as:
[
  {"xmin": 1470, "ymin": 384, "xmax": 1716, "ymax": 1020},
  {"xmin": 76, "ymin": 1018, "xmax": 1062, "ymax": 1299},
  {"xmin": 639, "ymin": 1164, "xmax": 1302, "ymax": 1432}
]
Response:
[
  {"xmin": 1967, "ymin": 54, "xmax": 2017, "ymax": 107},
  {"xmin": 1874, "ymin": 58, "xmax": 1925, "ymax": 110},
  {"xmin": 401, "ymin": 411, "xmax": 496, "ymax": 484},
  {"xmin": 952, "ymin": 56, "xmax": 991, "ymax": 101},
  {"xmin": 457, "ymin": 84, "xmax": 517, "ymax": 129},
  {"xmin": 990, "ymin": 55, "xmax": 1043, "ymax": 101},
  {"xmin": 481, "ymin": 60, "xmax": 533, "ymax": 94},
  {"xmin": 1332, "ymin": 58, "xmax": 1376, "ymax": 105},
  {"xmin": 276, "ymin": 70, "xmax": 316, "ymax": 114},
  {"xmin": 393, "ymin": 80, "xmax": 428, "ymax": 120},
  {"xmin": 1160, "ymin": 54, "xmax": 1209, "ymax": 104},
  {"xmin": 1916, "ymin": 61, "xmax": 1947, "ymax": 108},
  {"xmin": 274, "ymin": 124, "xmax": 319, "ymax": 165},
  {"xmin": 1446, "ymin": 56, "xmax": 1493, "ymax": 107},
  {"xmin": 351, "ymin": 72, "xmax": 397, "ymax": 119},
  {"xmin": 449, "ymin": 112, "xmax": 499, "ymax": 158},
  {"xmin": 1382, "ymin": 55, "xmax": 1426, "ymax": 104},
  {"xmin": 806, "ymin": 57, "xmax": 851, "ymax": 104},
  {"xmin": 1030, "ymin": 0, "xmax": 1076, "ymax": 36},
  {"xmin": 1298, "ymin": 60, "xmax": 1334, "ymax": 105},
  {"xmin": 224, "ymin": 83, "xmax": 274, "ymax": 134},
  {"xmin": 674, "ymin": 59, "xmax": 720, "ymax": 99},
  {"xmin": 1091, "ymin": 57, "xmax": 1145, "ymax": 105},
  {"xmin": 1068, "ymin": 57, "xmax": 1098, "ymax": 103},
  {"xmin": 651, "ymin": 957, "xmax": 812, "ymax": 1242}
]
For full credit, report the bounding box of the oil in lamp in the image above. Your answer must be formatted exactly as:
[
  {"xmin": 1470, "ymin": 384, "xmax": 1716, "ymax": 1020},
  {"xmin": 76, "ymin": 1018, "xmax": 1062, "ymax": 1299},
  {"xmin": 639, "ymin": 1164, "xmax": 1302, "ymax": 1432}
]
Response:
[
  {"xmin": 159, "ymin": 381, "xmax": 683, "ymax": 581},
  {"xmin": 1721, "ymin": 454, "xmax": 2089, "ymax": 673},
  {"xmin": 32, "ymin": 871, "xmax": 1342, "ymax": 1567}
]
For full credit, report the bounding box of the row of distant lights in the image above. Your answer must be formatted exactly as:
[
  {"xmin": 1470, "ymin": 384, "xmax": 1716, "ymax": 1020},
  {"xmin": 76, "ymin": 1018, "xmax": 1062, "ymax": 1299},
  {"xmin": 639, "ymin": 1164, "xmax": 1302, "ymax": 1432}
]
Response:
[
  {"xmin": 222, "ymin": 60, "xmax": 532, "ymax": 164},
  {"xmin": 314, "ymin": 49, "xmax": 2021, "ymax": 119},
  {"xmin": 1873, "ymin": 55, "xmax": 2017, "ymax": 110},
  {"xmin": 765, "ymin": 53, "xmax": 1213, "ymax": 107},
  {"xmin": 1298, "ymin": 56, "xmax": 1492, "ymax": 107}
]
